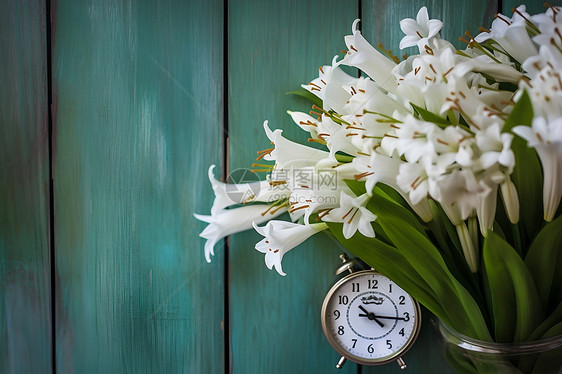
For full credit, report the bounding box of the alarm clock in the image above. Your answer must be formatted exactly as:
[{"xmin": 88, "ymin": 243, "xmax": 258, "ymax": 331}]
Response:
[{"xmin": 321, "ymin": 254, "xmax": 421, "ymax": 369}]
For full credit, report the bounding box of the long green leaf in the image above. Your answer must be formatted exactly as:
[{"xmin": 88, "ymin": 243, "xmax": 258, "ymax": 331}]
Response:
[
  {"xmin": 411, "ymin": 103, "xmax": 450, "ymax": 126},
  {"xmin": 528, "ymin": 301, "xmax": 562, "ymax": 341},
  {"xmin": 482, "ymin": 234, "xmax": 517, "ymax": 342},
  {"xmin": 369, "ymin": 191, "xmax": 491, "ymax": 340},
  {"xmin": 504, "ymin": 90, "xmax": 543, "ymax": 244},
  {"xmin": 285, "ymin": 87, "xmax": 322, "ymax": 108},
  {"xmin": 325, "ymin": 222, "xmax": 449, "ymax": 324},
  {"xmin": 525, "ymin": 214, "xmax": 562, "ymax": 308},
  {"xmin": 484, "ymin": 232, "xmax": 543, "ymax": 342}
]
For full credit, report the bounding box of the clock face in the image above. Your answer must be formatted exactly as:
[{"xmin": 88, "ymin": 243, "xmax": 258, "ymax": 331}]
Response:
[{"xmin": 321, "ymin": 270, "xmax": 420, "ymax": 365}]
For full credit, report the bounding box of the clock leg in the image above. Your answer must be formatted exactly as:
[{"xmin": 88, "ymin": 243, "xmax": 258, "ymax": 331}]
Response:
[
  {"xmin": 397, "ymin": 357, "xmax": 407, "ymax": 370},
  {"xmin": 336, "ymin": 356, "xmax": 347, "ymax": 369}
]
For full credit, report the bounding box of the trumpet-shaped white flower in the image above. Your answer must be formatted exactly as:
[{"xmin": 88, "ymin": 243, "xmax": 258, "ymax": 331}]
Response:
[
  {"xmin": 341, "ymin": 19, "xmax": 398, "ymax": 94},
  {"xmin": 263, "ymin": 121, "xmax": 329, "ymax": 169},
  {"xmin": 287, "ymin": 110, "xmax": 320, "ymax": 139},
  {"xmin": 474, "ymin": 122, "xmax": 515, "ymax": 171},
  {"xmin": 207, "ymin": 165, "xmax": 289, "ymax": 215},
  {"xmin": 322, "ymin": 191, "xmax": 376, "ymax": 239},
  {"xmin": 302, "ymin": 60, "xmax": 358, "ymax": 113},
  {"xmin": 253, "ymin": 221, "xmax": 328, "ymax": 276},
  {"xmin": 513, "ymin": 116, "xmax": 562, "ymax": 221},
  {"xmin": 523, "ymin": 66, "xmax": 562, "ymax": 121},
  {"xmin": 317, "ymin": 116, "xmax": 361, "ymax": 159},
  {"xmin": 474, "ymin": 6, "xmax": 537, "ymax": 63},
  {"xmin": 195, "ymin": 204, "xmax": 288, "ymax": 262},
  {"xmin": 399, "ymin": 6, "xmax": 443, "ymax": 50}
]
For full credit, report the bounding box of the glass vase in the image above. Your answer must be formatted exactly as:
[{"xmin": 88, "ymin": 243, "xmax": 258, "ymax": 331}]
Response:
[{"xmin": 437, "ymin": 321, "xmax": 562, "ymax": 374}]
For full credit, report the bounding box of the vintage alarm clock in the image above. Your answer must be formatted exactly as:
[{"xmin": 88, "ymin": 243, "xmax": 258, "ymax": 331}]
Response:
[{"xmin": 321, "ymin": 254, "xmax": 421, "ymax": 369}]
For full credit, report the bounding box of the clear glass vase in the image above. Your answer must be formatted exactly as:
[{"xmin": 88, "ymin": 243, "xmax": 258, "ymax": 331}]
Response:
[{"xmin": 437, "ymin": 321, "xmax": 562, "ymax": 374}]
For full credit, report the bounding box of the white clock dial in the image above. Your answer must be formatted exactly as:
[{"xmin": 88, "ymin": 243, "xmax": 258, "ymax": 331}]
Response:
[{"xmin": 321, "ymin": 270, "xmax": 420, "ymax": 365}]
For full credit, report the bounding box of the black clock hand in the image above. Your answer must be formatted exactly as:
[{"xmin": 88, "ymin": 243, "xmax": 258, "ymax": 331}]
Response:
[
  {"xmin": 373, "ymin": 315, "xmax": 407, "ymax": 321},
  {"xmin": 357, "ymin": 305, "xmax": 385, "ymax": 328}
]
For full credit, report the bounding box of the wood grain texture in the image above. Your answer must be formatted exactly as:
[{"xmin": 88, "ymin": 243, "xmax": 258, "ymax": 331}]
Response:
[
  {"xmin": 0, "ymin": 0, "xmax": 52, "ymax": 372},
  {"xmin": 503, "ymin": 0, "xmax": 560, "ymax": 15},
  {"xmin": 227, "ymin": 0, "xmax": 361, "ymax": 372},
  {"xmin": 362, "ymin": 0, "xmax": 497, "ymax": 58},
  {"xmin": 360, "ymin": 1, "xmax": 491, "ymax": 372},
  {"xmin": 52, "ymin": 1, "xmax": 224, "ymax": 372}
]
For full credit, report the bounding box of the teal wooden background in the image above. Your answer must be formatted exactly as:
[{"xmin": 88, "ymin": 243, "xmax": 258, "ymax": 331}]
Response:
[{"xmin": 1, "ymin": 0, "xmax": 555, "ymax": 373}]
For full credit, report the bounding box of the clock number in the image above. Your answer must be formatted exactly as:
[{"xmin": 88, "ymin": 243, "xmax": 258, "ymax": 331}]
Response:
[
  {"xmin": 338, "ymin": 295, "xmax": 349, "ymax": 305},
  {"xmin": 399, "ymin": 295, "xmax": 406, "ymax": 305},
  {"xmin": 352, "ymin": 282, "xmax": 360, "ymax": 292},
  {"xmin": 337, "ymin": 326, "xmax": 345, "ymax": 335},
  {"xmin": 389, "ymin": 283, "xmax": 393, "ymax": 293},
  {"xmin": 386, "ymin": 340, "xmax": 392, "ymax": 349},
  {"xmin": 351, "ymin": 339, "xmax": 357, "ymax": 348},
  {"xmin": 399, "ymin": 328, "xmax": 405, "ymax": 337},
  {"xmin": 367, "ymin": 344, "xmax": 374, "ymax": 354},
  {"xmin": 368, "ymin": 279, "xmax": 378, "ymax": 289},
  {"xmin": 333, "ymin": 310, "xmax": 340, "ymax": 320},
  {"xmin": 403, "ymin": 312, "xmax": 410, "ymax": 322}
]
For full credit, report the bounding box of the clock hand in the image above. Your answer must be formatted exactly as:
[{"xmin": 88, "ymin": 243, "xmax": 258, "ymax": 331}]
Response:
[
  {"xmin": 373, "ymin": 315, "xmax": 407, "ymax": 321},
  {"xmin": 357, "ymin": 305, "xmax": 385, "ymax": 328}
]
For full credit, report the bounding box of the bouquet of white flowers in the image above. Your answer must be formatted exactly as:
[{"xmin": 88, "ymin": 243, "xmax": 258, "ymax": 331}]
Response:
[{"xmin": 195, "ymin": 4, "xmax": 562, "ymax": 371}]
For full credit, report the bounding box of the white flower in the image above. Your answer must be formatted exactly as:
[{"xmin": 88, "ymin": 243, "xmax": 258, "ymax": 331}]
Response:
[
  {"xmin": 353, "ymin": 151, "xmax": 433, "ymax": 222},
  {"xmin": 474, "ymin": 6, "xmax": 537, "ymax": 64},
  {"xmin": 322, "ymin": 191, "xmax": 376, "ymax": 239},
  {"xmin": 194, "ymin": 204, "xmax": 288, "ymax": 262},
  {"xmin": 399, "ymin": 6, "xmax": 443, "ymax": 50},
  {"xmin": 207, "ymin": 165, "xmax": 287, "ymax": 215},
  {"xmin": 523, "ymin": 66, "xmax": 562, "ymax": 121},
  {"xmin": 513, "ymin": 116, "xmax": 562, "ymax": 221},
  {"xmin": 287, "ymin": 110, "xmax": 320, "ymax": 139},
  {"xmin": 397, "ymin": 162, "xmax": 429, "ymax": 205},
  {"xmin": 474, "ymin": 122, "xmax": 515, "ymax": 171},
  {"xmin": 341, "ymin": 19, "xmax": 398, "ymax": 94},
  {"xmin": 469, "ymin": 55, "xmax": 523, "ymax": 83},
  {"xmin": 253, "ymin": 221, "xmax": 328, "ymax": 276},
  {"xmin": 263, "ymin": 121, "xmax": 329, "ymax": 169},
  {"xmin": 302, "ymin": 60, "xmax": 358, "ymax": 113},
  {"xmin": 317, "ymin": 116, "xmax": 361, "ymax": 159},
  {"xmin": 429, "ymin": 169, "xmax": 482, "ymax": 224}
]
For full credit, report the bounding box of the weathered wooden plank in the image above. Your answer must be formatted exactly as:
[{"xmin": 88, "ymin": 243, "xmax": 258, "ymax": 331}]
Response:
[
  {"xmin": 503, "ymin": 0, "xmax": 559, "ymax": 16},
  {"xmin": 360, "ymin": 1, "xmax": 494, "ymax": 372},
  {"xmin": 0, "ymin": 0, "xmax": 52, "ymax": 372},
  {"xmin": 52, "ymin": 1, "xmax": 224, "ymax": 372},
  {"xmin": 227, "ymin": 0, "xmax": 361, "ymax": 372}
]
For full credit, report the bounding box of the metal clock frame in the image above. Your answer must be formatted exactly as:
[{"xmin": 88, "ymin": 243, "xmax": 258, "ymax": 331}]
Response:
[{"xmin": 321, "ymin": 269, "xmax": 422, "ymax": 367}]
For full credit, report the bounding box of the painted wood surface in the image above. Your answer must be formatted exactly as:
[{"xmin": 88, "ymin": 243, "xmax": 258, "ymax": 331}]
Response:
[
  {"xmin": 227, "ymin": 1, "xmax": 360, "ymax": 372},
  {"xmin": 52, "ymin": 1, "xmax": 224, "ymax": 372},
  {"xmin": 6, "ymin": 0, "xmax": 555, "ymax": 373},
  {"xmin": 0, "ymin": 0, "xmax": 52, "ymax": 372}
]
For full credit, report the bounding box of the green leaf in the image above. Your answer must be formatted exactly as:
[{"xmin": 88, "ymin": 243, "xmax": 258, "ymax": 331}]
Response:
[
  {"xmin": 343, "ymin": 179, "xmax": 367, "ymax": 197},
  {"xmin": 525, "ymin": 214, "xmax": 562, "ymax": 308},
  {"xmin": 483, "ymin": 232, "xmax": 543, "ymax": 342},
  {"xmin": 411, "ymin": 103, "xmax": 450, "ymax": 127},
  {"xmin": 368, "ymin": 191, "xmax": 491, "ymax": 340},
  {"xmin": 541, "ymin": 321, "xmax": 562, "ymax": 339},
  {"xmin": 325, "ymin": 222, "xmax": 448, "ymax": 324},
  {"xmin": 528, "ymin": 301, "xmax": 562, "ymax": 341},
  {"xmin": 482, "ymin": 235, "xmax": 517, "ymax": 342},
  {"xmin": 285, "ymin": 87, "xmax": 322, "ymax": 108},
  {"xmin": 370, "ymin": 186, "xmax": 427, "ymax": 236},
  {"xmin": 504, "ymin": 90, "xmax": 543, "ymax": 244}
]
